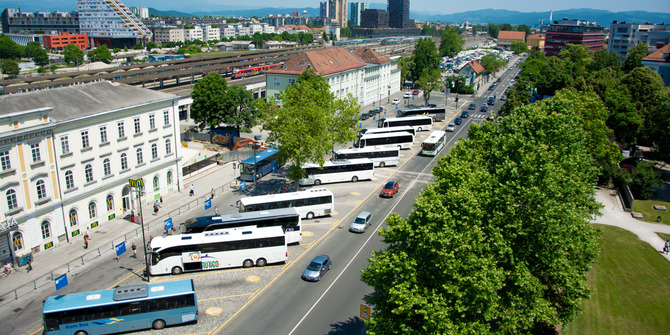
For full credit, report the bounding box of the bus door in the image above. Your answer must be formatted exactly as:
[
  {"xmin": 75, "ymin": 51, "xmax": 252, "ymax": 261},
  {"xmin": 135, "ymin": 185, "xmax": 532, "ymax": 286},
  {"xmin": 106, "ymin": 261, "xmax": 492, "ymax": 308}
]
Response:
[{"xmin": 182, "ymin": 252, "xmax": 203, "ymax": 272}]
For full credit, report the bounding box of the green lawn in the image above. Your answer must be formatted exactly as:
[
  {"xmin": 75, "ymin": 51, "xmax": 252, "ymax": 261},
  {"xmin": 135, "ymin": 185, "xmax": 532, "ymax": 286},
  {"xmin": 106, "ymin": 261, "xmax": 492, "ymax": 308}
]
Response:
[
  {"xmin": 632, "ymin": 199, "xmax": 670, "ymax": 225},
  {"xmin": 657, "ymin": 232, "xmax": 670, "ymax": 241},
  {"xmin": 563, "ymin": 225, "xmax": 670, "ymax": 335}
]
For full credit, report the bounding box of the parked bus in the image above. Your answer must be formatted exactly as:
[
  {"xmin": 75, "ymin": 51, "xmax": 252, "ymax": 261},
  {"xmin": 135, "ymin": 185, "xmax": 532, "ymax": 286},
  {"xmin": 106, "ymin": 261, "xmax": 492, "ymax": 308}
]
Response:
[
  {"xmin": 299, "ymin": 158, "xmax": 374, "ymax": 186},
  {"xmin": 377, "ymin": 116, "xmax": 433, "ymax": 132},
  {"xmin": 43, "ymin": 279, "xmax": 198, "ymax": 335},
  {"xmin": 353, "ymin": 132, "xmax": 414, "ymax": 150},
  {"xmin": 361, "ymin": 125, "xmax": 416, "ymax": 136},
  {"xmin": 396, "ymin": 107, "xmax": 446, "ymax": 121},
  {"xmin": 421, "ymin": 130, "xmax": 447, "ymax": 156},
  {"xmin": 149, "ymin": 226, "xmax": 288, "ymax": 275},
  {"xmin": 238, "ymin": 188, "xmax": 334, "ymax": 220},
  {"xmin": 332, "ymin": 147, "xmax": 400, "ymax": 167},
  {"xmin": 183, "ymin": 208, "xmax": 301, "ymax": 244},
  {"xmin": 240, "ymin": 148, "xmax": 281, "ymax": 182}
]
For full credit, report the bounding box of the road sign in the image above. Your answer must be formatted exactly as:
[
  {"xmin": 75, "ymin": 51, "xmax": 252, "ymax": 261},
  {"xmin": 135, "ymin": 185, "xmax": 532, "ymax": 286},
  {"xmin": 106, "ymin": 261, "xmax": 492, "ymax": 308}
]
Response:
[
  {"xmin": 360, "ymin": 304, "xmax": 371, "ymax": 320},
  {"xmin": 240, "ymin": 180, "xmax": 246, "ymax": 191},
  {"xmin": 164, "ymin": 218, "xmax": 173, "ymax": 231},
  {"xmin": 205, "ymin": 199, "xmax": 212, "ymax": 210},
  {"xmin": 115, "ymin": 242, "xmax": 126, "ymax": 257},
  {"xmin": 55, "ymin": 274, "xmax": 68, "ymax": 290}
]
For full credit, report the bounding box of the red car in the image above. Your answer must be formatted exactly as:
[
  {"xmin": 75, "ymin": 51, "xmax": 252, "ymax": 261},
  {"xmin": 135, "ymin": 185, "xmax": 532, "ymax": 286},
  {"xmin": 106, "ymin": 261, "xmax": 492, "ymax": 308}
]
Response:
[
  {"xmin": 412, "ymin": 90, "xmax": 419, "ymax": 95},
  {"xmin": 380, "ymin": 181, "xmax": 400, "ymax": 198}
]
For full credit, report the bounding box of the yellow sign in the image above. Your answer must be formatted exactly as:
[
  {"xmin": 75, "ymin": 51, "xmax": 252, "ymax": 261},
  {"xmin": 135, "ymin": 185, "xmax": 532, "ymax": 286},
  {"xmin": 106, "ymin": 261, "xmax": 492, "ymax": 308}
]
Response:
[
  {"xmin": 360, "ymin": 304, "xmax": 371, "ymax": 320},
  {"xmin": 128, "ymin": 178, "xmax": 144, "ymax": 188}
]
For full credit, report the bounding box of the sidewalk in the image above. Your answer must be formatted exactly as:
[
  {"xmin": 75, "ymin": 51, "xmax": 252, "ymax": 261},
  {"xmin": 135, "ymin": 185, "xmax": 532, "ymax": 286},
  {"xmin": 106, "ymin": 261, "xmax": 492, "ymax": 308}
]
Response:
[{"xmin": 0, "ymin": 161, "xmax": 240, "ymax": 302}]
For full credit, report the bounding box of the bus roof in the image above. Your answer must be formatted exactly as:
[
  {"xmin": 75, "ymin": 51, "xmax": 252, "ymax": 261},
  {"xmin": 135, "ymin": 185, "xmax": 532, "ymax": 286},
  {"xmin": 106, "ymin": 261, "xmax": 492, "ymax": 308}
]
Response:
[
  {"xmin": 240, "ymin": 148, "xmax": 279, "ymax": 165},
  {"xmin": 152, "ymin": 226, "xmax": 284, "ymax": 251},
  {"xmin": 183, "ymin": 208, "xmax": 299, "ymax": 231},
  {"xmin": 302, "ymin": 158, "xmax": 374, "ymax": 169},
  {"xmin": 358, "ymin": 131, "xmax": 415, "ymax": 140},
  {"xmin": 381, "ymin": 115, "xmax": 433, "ymax": 122},
  {"xmin": 334, "ymin": 147, "xmax": 400, "ymax": 154},
  {"xmin": 362, "ymin": 126, "xmax": 414, "ymax": 134},
  {"xmin": 43, "ymin": 279, "xmax": 195, "ymax": 313},
  {"xmin": 239, "ymin": 188, "xmax": 333, "ymax": 205},
  {"xmin": 423, "ymin": 131, "xmax": 447, "ymax": 143},
  {"xmin": 398, "ymin": 106, "xmax": 446, "ymax": 113}
]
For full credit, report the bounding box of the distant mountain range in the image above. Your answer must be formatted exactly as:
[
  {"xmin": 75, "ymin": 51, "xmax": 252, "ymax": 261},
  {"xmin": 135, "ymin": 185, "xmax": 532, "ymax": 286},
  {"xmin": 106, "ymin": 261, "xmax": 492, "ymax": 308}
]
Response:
[{"xmin": 150, "ymin": 7, "xmax": 670, "ymax": 27}]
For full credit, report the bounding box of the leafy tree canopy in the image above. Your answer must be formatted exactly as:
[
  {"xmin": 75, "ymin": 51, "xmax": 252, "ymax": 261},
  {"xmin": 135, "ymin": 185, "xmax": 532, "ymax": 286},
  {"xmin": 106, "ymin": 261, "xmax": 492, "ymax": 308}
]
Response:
[
  {"xmin": 0, "ymin": 34, "xmax": 24, "ymax": 60},
  {"xmin": 509, "ymin": 40, "xmax": 528, "ymax": 54},
  {"xmin": 479, "ymin": 53, "xmax": 507, "ymax": 76},
  {"xmin": 1, "ymin": 59, "xmax": 20, "ymax": 78},
  {"xmin": 415, "ymin": 68, "xmax": 443, "ymax": 104},
  {"xmin": 87, "ymin": 44, "xmax": 113, "ymax": 64},
  {"xmin": 408, "ymin": 38, "xmax": 440, "ymax": 83},
  {"xmin": 62, "ymin": 43, "xmax": 84, "ymax": 66},
  {"xmin": 439, "ymin": 28, "xmax": 464, "ymax": 57},
  {"xmin": 623, "ymin": 43, "xmax": 648, "ymax": 73}
]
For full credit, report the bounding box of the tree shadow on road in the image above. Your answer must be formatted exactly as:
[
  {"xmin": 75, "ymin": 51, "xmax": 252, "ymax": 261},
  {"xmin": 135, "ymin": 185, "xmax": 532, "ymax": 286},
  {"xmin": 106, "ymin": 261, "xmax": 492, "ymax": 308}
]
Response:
[{"xmin": 326, "ymin": 316, "xmax": 367, "ymax": 335}]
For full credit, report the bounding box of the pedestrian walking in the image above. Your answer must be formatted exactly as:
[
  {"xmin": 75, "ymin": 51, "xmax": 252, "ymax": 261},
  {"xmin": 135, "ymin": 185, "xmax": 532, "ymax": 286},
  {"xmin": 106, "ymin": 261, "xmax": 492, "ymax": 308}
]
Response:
[
  {"xmin": 3, "ymin": 263, "xmax": 11, "ymax": 277},
  {"xmin": 214, "ymin": 206, "xmax": 219, "ymax": 216},
  {"xmin": 159, "ymin": 196, "xmax": 163, "ymax": 207},
  {"xmin": 665, "ymin": 240, "xmax": 670, "ymax": 255},
  {"xmin": 132, "ymin": 243, "xmax": 137, "ymax": 258},
  {"xmin": 153, "ymin": 201, "xmax": 160, "ymax": 215},
  {"xmin": 211, "ymin": 188, "xmax": 215, "ymax": 199},
  {"xmin": 189, "ymin": 184, "xmax": 195, "ymax": 196},
  {"xmin": 26, "ymin": 255, "xmax": 33, "ymax": 272},
  {"xmin": 84, "ymin": 235, "xmax": 89, "ymax": 249},
  {"xmin": 130, "ymin": 210, "xmax": 135, "ymax": 223}
]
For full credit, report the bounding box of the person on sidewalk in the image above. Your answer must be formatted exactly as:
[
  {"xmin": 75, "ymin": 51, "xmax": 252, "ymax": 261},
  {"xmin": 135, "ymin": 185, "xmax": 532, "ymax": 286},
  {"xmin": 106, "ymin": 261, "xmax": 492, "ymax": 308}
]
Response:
[
  {"xmin": 214, "ymin": 206, "xmax": 219, "ymax": 216},
  {"xmin": 3, "ymin": 263, "xmax": 11, "ymax": 277},
  {"xmin": 211, "ymin": 188, "xmax": 215, "ymax": 199},
  {"xmin": 26, "ymin": 255, "xmax": 33, "ymax": 272},
  {"xmin": 132, "ymin": 243, "xmax": 137, "ymax": 258},
  {"xmin": 190, "ymin": 184, "xmax": 195, "ymax": 196},
  {"xmin": 159, "ymin": 196, "xmax": 163, "ymax": 207},
  {"xmin": 153, "ymin": 201, "xmax": 160, "ymax": 215},
  {"xmin": 664, "ymin": 240, "xmax": 670, "ymax": 255},
  {"xmin": 84, "ymin": 235, "xmax": 89, "ymax": 249}
]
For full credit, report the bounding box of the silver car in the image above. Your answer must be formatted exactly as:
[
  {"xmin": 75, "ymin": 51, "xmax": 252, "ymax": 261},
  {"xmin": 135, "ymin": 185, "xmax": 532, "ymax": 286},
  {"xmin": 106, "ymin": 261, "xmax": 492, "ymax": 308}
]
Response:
[{"xmin": 349, "ymin": 211, "xmax": 372, "ymax": 233}]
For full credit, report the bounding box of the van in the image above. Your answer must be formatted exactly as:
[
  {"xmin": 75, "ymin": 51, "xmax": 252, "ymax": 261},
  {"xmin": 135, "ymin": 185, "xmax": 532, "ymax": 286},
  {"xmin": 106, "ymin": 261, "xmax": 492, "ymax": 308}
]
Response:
[{"xmin": 349, "ymin": 211, "xmax": 372, "ymax": 233}]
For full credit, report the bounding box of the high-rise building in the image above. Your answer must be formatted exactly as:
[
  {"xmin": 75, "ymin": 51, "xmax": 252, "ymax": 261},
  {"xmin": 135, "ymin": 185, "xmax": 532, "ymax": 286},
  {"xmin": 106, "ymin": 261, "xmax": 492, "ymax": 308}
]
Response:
[
  {"xmin": 544, "ymin": 19, "xmax": 605, "ymax": 57},
  {"xmin": 130, "ymin": 6, "xmax": 149, "ymax": 19},
  {"xmin": 320, "ymin": 2, "xmax": 330, "ymax": 18},
  {"xmin": 77, "ymin": 0, "xmax": 152, "ymax": 48},
  {"xmin": 388, "ymin": 0, "xmax": 413, "ymax": 28},
  {"xmin": 608, "ymin": 22, "xmax": 670, "ymax": 62},
  {"xmin": 1, "ymin": 8, "xmax": 79, "ymax": 35},
  {"xmin": 329, "ymin": 0, "xmax": 348, "ymax": 28},
  {"xmin": 350, "ymin": 2, "xmax": 369, "ymax": 27},
  {"xmin": 360, "ymin": 9, "xmax": 388, "ymax": 29}
]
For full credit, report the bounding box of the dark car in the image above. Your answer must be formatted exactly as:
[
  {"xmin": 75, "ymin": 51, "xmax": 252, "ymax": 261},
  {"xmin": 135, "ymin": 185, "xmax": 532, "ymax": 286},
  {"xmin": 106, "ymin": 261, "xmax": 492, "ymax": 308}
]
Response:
[
  {"xmin": 360, "ymin": 113, "xmax": 369, "ymax": 120},
  {"xmin": 380, "ymin": 181, "xmax": 399, "ymax": 198},
  {"xmin": 461, "ymin": 110, "xmax": 469, "ymax": 118},
  {"xmin": 487, "ymin": 97, "xmax": 495, "ymax": 105},
  {"xmin": 302, "ymin": 255, "xmax": 332, "ymax": 281},
  {"xmin": 374, "ymin": 107, "xmax": 384, "ymax": 114},
  {"xmin": 480, "ymin": 105, "xmax": 488, "ymax": 112},
  {"xmin": 468, "ymin": 103, "xmax": 476, "ymax": 110},
  {"xmin": 426, "ymin": 104, "xmax": 437, "ymax": 108},
  {"xmin": 454, "ymin": 117, "xmax": 462, "ymax": 125},
  {"xmin": 367, "ymin": 110, "xmax": 376, "ymax": 118}
]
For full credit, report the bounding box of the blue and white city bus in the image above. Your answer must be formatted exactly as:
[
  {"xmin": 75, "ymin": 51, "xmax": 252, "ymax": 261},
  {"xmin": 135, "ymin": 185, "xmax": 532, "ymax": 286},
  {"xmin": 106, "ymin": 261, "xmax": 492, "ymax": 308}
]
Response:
[
  {"xmin": 240, "ymin": 148, "xmax": 282, "ymax": 181},
  {"xmin": 43, "ymin": 279, "xmax": 198, "ymax": 335}
]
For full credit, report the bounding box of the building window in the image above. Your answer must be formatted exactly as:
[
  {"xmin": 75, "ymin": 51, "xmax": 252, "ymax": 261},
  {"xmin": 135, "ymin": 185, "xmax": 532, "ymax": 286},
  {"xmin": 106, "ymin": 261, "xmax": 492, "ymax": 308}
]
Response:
[
  {"xmin": 136, "ymin": 148, "xmax": 143, "ymax": 164},
  {"xmin": 288, "ymin": 78, "xmax": 295, "ymax": 85},
  {"xmin": 100, "ymin": 125, "xmax": 108, "ymax": 143},
  {"xmin": 149, "ymin": 114, "xmax": 156, "ymax": 130},
  {"xmin": 30, "ymin": 143, "xmax": 41, "ymax": 162},
  {"xmin": 106, "ymin": 194, "xmax": 114, "ymax": 211},
  {"xmin": 65, "ymin": 170, "xmax": 75, "ymax": 189},
  {"xmin": 103, "ymin": 158, "xmax": 111, "ymax": 176},
  {"xmin": 117, "ymin": 121, "xmax": 125, "ymax": 138},
  {"xmin": 121, "ymin": 153, "xmax": 128, "ymax": 170},
  {"xmin": 274, "ymin": 77, "xmax": 280, "ymax": 86},
  {"xmin": 0, "ymin": 150, "xmax": 11, "ymax": 170},
  {"xmin": 60, "ymin": 136, "xmax": 70, "ymax": 154},
  {"xmin": 274, "ymin": 93, "xmax": 280, "ymax": 99},
  {"xmin": 134, "ymin": 117, "xmax": 141, "ymax": 134},
  {"xmin": 41, "ymin": 221, "xmax": 51, "ymax": 239},
  {"xmin": 6, "ymin": 189, "xmax": 18, "ymax": 210},
  {"xmin": 81, "ymin": 130, "xmax": 90, "ymax": 148},
  {"xmin": 153, "ymin": 176, "xmax": 159, "ymax": 191},
  {"xmin": 36, "ymin": 180, "xmax": 47, "ymax": 199},
  {"xmin": 84, "ymin": 164, "xmax": 93, "ymax": 183},
  {"xmin": 12, "ymin": 232, "xmax": 23, "ymax": 251},
  {"xmin": 167, "ymin": 171, "xmax": 173, "ymax": 185},
  {"xmin": 163, "ymin": 110, "xmax": 170, "ymax": 125},
  {"xmin": 165, "ymin": 139, "xmax": 172, "ymax": 155},
  {"xmin": 88, "ymin": 202, "xmax": 97, "ymax": 219},
  {"xmin": 69, "ymin": 209, "xmax": 78, "ymax": 226},
  {"xmin": 151, "ymin": 143, "xmax": 158, "ymax": 160}
]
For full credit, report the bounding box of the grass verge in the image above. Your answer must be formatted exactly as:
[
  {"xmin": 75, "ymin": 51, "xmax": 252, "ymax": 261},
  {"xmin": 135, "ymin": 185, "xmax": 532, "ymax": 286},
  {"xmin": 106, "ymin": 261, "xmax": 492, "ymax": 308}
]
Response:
[
  {"xmin": 563, "ymin": 224, "xmax": 670, "ymax": 335},
  {"xmin": 631, "ymin": 199, "xmax": 669, "ymax": 225}
]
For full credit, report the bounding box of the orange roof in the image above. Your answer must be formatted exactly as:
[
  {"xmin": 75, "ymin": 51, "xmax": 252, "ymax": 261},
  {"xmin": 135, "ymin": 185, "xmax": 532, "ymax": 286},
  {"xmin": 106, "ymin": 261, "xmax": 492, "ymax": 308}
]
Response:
[
  {"xmin": 498, "ymin": 30, "xmax": 526, "ymax": 41},
  {"xmin": 351, "ymin": 47, "xmax": 391, "ymax": 64},
  {"xmin": 267, "ymin": 47, "xmax": 366, "ymax": 76},
  {"xmin": 642, "ymin": 44, "xmax": 670, "ymax": 63},
  {"xmin": 527, "ymin": 33, "xmax": 545, "ymax": 41},
  {"xmin": 467, "ymin": 60, "xmax": 485, "ymax": 74}
]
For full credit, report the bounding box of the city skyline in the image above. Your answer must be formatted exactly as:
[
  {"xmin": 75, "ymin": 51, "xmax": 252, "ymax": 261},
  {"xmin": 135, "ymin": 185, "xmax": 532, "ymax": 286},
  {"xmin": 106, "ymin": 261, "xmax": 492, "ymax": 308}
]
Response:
[{"xmin": 1, "ymin": 0, "xmax": 669, "ymax": 14}]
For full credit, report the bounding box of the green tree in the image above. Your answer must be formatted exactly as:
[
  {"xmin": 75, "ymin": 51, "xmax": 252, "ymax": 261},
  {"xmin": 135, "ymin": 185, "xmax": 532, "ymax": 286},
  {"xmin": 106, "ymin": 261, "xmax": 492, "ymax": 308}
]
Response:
[
  {"xmin": 643, "ymin": 88, "xmax": 670, "ymax": 161},
  {"xmin": 479, "ymin": 53, "xmax": 506, "ymax": 76},
  {"xmin": 408, "ymin": 38, "xmax": 440, "ymax": 83},
  {"xmin": 589, "ymin": 50, "xmax": 621, "ymax": 72},
  {"xmin": 256, "ymin": 68, "xmax": 360, "ymax": 188},
  {"xmin": 87, "ymin": 44, "xmax": 113, "ymax": 64},
  {"xmin": 559, "ymin": 44, "xmax": 593, "ymax": 78},
  {"xmin": 509, "ymin": 40, "xmax": 528, "ymax": 54},
  {"xmin": 1, "ymin": 59, "xmax": 20, "ymax": 78},
  {"xmin": 627, "ymin": 161, "xmax": 663, "ymax": 199},
  {"xmin": 25, "ymin": 41, "xmax": 49, "ymax": 67},
  {"xmin": 224, "ymin": 85, "xmax": 257, "ymax": 134},
  {"xmin": 622, "ymin": 43, "xmax": 648, "ymax": 72},
  {"xmin": 341, "ymin": 26, "xmax": 351, "ymax": 38},
  {"xmin": 621, "ymin": 66, "xmax": 664, "ymax": 109},
  {"xmin": 438, "ymin": 28, "xmax": 464, "ymax": 57},
  {"xmin": 415, "ymin": 68, "xmax": 443, "ymax": 105},
  {"xmin": 190, "ymin": 73, "xmax": 230, "ymax": 129},
  {"xmin": 499, "ymin": 23, "xmax": 513, "ymax": 31},
  {"xmin": 517, "ymin": 24, "xmax": 532, "ymax": 38},
  {"xmin": 322, "ymin": 31, "xmax": 329, "ymax": 42},
  {"xmin": 63, "ymin": 43, "xmax": 84, "ymax": 66},
  {"xmin": 488, "ymin": 23, "xmax": 500, "ymax": 38},
  {"xmin": 362, "ymin": 102, "xmax": 601, "ymax": 334},
  {"xmin": 0, "ymin": 35, "xmax": 24, "ymax": 60},
  {"xmin": 397, "ymin": 56, "xmax": 413, "ymax": 87}
]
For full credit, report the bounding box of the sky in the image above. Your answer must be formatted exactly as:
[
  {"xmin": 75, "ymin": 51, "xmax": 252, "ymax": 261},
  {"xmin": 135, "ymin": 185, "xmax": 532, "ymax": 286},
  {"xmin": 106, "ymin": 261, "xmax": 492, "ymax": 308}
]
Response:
[{"xmin": 2, "ymin": 0, "xmax": 669, "ymax": 14}]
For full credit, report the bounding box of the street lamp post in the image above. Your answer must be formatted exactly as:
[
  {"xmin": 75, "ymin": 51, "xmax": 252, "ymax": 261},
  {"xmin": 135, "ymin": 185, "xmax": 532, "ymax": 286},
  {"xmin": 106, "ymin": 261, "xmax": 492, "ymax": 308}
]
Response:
[
  {"xmin": 129, "ymin": 178, "xmax": 150, "ymax": 283},
  {"xmin": 252, "ymin": 143, "xmax": 260, "ymax": 195}
]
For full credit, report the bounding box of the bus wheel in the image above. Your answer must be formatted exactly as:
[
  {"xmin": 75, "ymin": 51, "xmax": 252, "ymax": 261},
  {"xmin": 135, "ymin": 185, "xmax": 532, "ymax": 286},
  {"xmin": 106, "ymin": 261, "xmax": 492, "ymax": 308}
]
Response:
[
  {"xmin": 243, "ymin": 259, "xmax": 254, "ymax": 268},
  {"xmin": 171, "ymin": 266, "xmax": 183, "ymax": 275},
  {"xmin": 314, "ymin": 180, "xmax": 321, "ymax": 185},
  {"xmin": 417, "ymin": 127, "xmax": 422, "ymax": 132},
  {"xmin": 306, "ymin": 212, "xmax": 315, "ymax": 220},
  {"xmin": 256, "ymin": 258, "xmax": 267, "ymax": 267},
  {"xmin": 74, "ymin": 331, "xmax": 88, "ymax": 335},
  {"xmin": 152, "ymin": 319, "xmax": 167, "ymax": 330},
  {"xmin": 352, "ymin": 176, "xmax": 359, "ymax": 182},
  {"xmin": 379, "ymin": 162, "xmax": 385, "ymax": 168}
]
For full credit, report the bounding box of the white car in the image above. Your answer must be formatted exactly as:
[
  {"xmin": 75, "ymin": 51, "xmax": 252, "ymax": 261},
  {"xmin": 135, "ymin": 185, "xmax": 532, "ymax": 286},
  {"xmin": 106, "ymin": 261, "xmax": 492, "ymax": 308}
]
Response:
[
  {"xmin": 403, "ymin": 92, "xmax": 412, "ymax": 99},
  {"xmin": 392, "ymin": 98, "xmax": 400, "ymax": 105},
  {"xmin": 446, "ymin": 123, "xmax": 455, "ymax": 132}
]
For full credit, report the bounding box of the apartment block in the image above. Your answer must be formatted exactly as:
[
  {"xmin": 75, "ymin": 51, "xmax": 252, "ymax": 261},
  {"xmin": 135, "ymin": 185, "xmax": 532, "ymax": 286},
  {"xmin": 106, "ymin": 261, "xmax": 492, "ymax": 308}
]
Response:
[
  {"xmin": 43, "ymin": 32, "xmax": 89, "ymax": 50},
  {"xmin": 608, "ymin": 22, "xmax": 670, "ymax": 62},
  {"xmin": 545, "ymin": 19, "xmax": 605, "ymax": 57}
]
